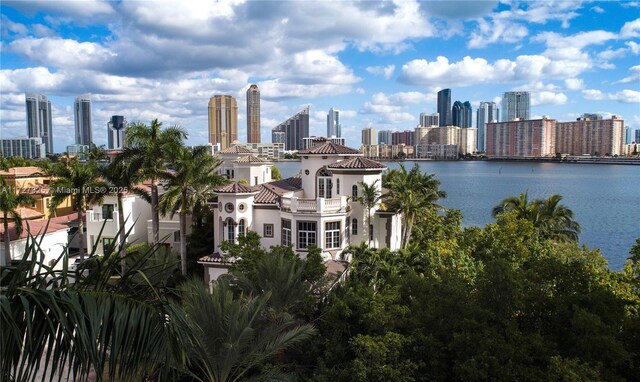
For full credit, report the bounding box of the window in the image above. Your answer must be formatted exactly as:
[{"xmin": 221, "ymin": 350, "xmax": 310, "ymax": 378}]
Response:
[
  {"xmin": 226, "ymin": 219, "xmax": 236, "ymax": 243},
  {"xmin": 352, "ymin": 185, "xmax": 358, "ymax": 198},
  {"xmin": 317, "ymin": 177, "xmax": 332, "ymax": 198},
  {"xmin": 282, "ymin": 219, "xmax": 291, "ymax": 246},
  {"xmin": 102, "ymin": 204, "xmax": 114, "ymax": 220},
  {"xmin": 352, "ymin": 218, "xmax": 358, "ymax": 235},
  {"xmin": 254, "ymin": 176, "xmax": 258, "ymax": 186},
  {"xmin": 174, "ymin": 231, "xmax": 181, "ymax": 242},
  {"xmin": 238, "ymin": 219, "xmax": 245, "ymax": 237},
  {"xmin": 264, "ymin": 224, "xmax": 274, "ymax": 238},
  {"xmin": 102, "ymin": 238, "xmax": 114, "ymax": 254},
  {"xmin": 297, "ymin": 221, "xmax": 316, "ymax": 249},
  {"xmin": 346, "ymin": 218, "xmax": 350, "ymax": 240},
  {"xmin": 325, "ymin": 221, "xmax": 341, "ymax": 249},
  {"xmin": 369, "ymin": 224, "xmax": 374, "ymax": 242},
  {"xmin": 336, "ymin": 178, "xmax": 340, "ymax": 195},
  {"xmin": 225, "ymin": 203, "xmax": 234, "ymax": 213},
  {"xmin": 238, "ymin": 203, "xmax": 246, "ymax": 212}
]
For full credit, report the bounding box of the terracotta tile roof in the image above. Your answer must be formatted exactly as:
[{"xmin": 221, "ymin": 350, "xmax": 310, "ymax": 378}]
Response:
[
  {"xmin": 0, "ymin": 166, "xmax": 43, "ymax": 178},
  {"xmin": 213, "ymin": 182, "xmax": 260, "ymax": 194},
  {"xmin": 234, "ymin": 155, "xmax": 267, "ymax": 164},
  {"xmin": 0, "ymin": 207, "xmax": 44, "ymax": 220},
  {"xmin": 198, "ymin": 253, "xmax": 235, "ymax": 264},
  {"xmin": 298, "ymin": 142, "xmax": 361, "ymax": 155},
  {"xmin": 50, "ymin": 213, "xmax": 78, "ymax": 225},
  {"xmin": 0, "ymin": 219, "xmax": 69, "ymax": 242},
  {"xmin": 254, "ymin": 185, "xmax": 281, "ymax": 204},
  {"xmin": 327, "ymin": 157, "xmax": 387, "ymax": 170},
  {"xmin": 218, "ymin": 145, "xmax": 254, "ymax": 154},
  {"xmin": 268, "ymin": 176, "xmax": 302, "ymax": 191}
]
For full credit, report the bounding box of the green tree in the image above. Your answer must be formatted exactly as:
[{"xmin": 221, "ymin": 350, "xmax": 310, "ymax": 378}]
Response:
[
  {"xmin": 48, "ymin": 158, "xmax": 107, "ymax": 260},
  {"xmin": 354, "ymin": 179, "xmax": 382, "ymax": 246},
  {"xmin": 271, "ymin": 165, "xmax": 282, "ymax": 180},
  {"xmin": 181, "ymin": 280, "xmax": 316, "ymax": 382},
  {"xmin": 159, "ymin": 145, "xmax": 226, "ymax": 275},
  {"xmin": 0, "ymin": 177, "xmax": 35, "ymax": 265},
  {"xmin": 120, "ymin": 119, "xmax": 186, "ymax": 244},
  {"xmin": 100, "ymin": 159, "xmax": 150, "ymax": 271}
]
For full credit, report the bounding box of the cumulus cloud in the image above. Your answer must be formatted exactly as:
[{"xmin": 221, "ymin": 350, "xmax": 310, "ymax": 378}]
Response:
[
  {"xmin": 620, "ymin": 18, "xmax": 640, "ymax": 38},
  {"xmin": 591, "ymin": 6, "xmax": 605, "ymax": 13},
  {"xmin": 616, "ymin": 65, "xmax": 640, "ymax": 84},
  {"xmin": 360, "ymin": 91, "xmax": 423, "ymax": 124},
  {"xmin": 564, "ymin": 78, "xmax": 585, "ymax": 90},
  {"xmin": 8, "ymin": 38, "xmax": 116, "ymax": 70},
  {"xmin": 627, "ymin": 41, "xmax": 640, "ymax": 55},
  {"xmin": 421, "ymin": 1, "xmax": 497, "ymax": 19},
  {"xmin": 531, "ymin": 91, "xmax": 568, "ymax": 106},
  {"xmin": 583, "ymin": 88, "xmax": 640, "ymax": 103},
  {"xmin": 366, "ymin": 65, "xmax": 396, "ymax": 79}
]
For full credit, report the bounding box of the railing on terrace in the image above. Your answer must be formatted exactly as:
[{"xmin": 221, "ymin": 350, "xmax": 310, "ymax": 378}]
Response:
[
  {"xmin": 88, "ymin": 211, "xmax": 119, "ymax": 222},
  {"xmin": 280, "ymin": 196, "xmax": 347, "ymax": 213}
]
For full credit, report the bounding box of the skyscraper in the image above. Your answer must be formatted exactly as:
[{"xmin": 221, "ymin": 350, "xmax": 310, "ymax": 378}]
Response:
[
  {"xmin": 246, "ymin": 84, "xmax": 260, "ymax": 143},
  {"xmin": 107, "ymin": 115, "xmax": 127, "ymax": 150},
  {"xmin": 437, "ymin": 89, "xmax": 451, "ymax": 126},
  {"xmin": 25, "ymin": 93, "xmax": 53, "ymax": 155},
  {"xmin": 74, "ymin": 94, "xmax": 92, "ymax": 146},
  {"xmin": 502, "ymin": 91, "xmax": 530, "ymax": 122},
  {"xmin": 327, "ymin": 108, "xmax": 341, "ymax": 137},
  {"xmin": 378, "ymin": 130, "xmax": 393, "ymax": 145},
  {"xmin": 362, "ymin": 127, "xmax": 376, "ymax": 145},
  {"xmin": 462, "ymin": 101, "xmax": 472, "ymax": 128},
  {"xmin": 451, "ymin": 101, "xmax": 463, "ymax": 127},
  {"xmin": 272, "ymin": 107, "xmax": 310, "ymax": 151},
  {"xmin": 420, "ymin": 112, "xmax": 439, "ymax": 127},
  {"xmin": 476, "ymin": 101, "xmax": 499, "ymax": 152},
  {"xmin": 208, "ymin": 95, "xmax": 238, "ymax": 150}
]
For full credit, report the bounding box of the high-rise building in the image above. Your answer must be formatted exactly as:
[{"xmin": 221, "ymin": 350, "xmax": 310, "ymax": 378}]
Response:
[
  {"xmin": 361, "ymin": 127, "xmax": 376, "ymax": 146},
  {"xmin": 1, "ymin": 137, "xmax": 45, "ymax": 159},
  {"xmin": 378, "ymin": 130, "xmax": 393, "ymax": 145},
  {"xmin": 25, "ymin": 93, "xmax": 53, "ymax": 155},
  {"xmin": 476, "ymin": 101, "xmax": 499, "ymax": 152},
  {"xmin": 392, "ymin": 130, "xmax": 414, "ymax": 146},
  {"xmin": 462, "ymin": 101, "xmax": 472, "ymax": 128},
  {"xmin": 486, "ymin": 117, "xmax": 556, "ymax": 157},
  {"xmin": 420, "ymin": 112, "xmax": 439, "ymax": 127},
  {"xmin": 272, "ymin": 107, "xmax": 310, "ymax": 151},
  {"xmin": 208, "ymin": 95, "xmax": 238, "ymax": 150},
  {"xmin": 246, "ymin": 84, "xmax": 260, "ymax": 143},
  {"xmin": 327, "ymin": 108, "xmax": 341, "ymax": 137},
  {"xmin": 437, "ymin": 89, "xmax": 451, "ymax": 126},
  {"xmin": 636, "ymin": 129, "xmax": 640, "ymax": 144},
  {"xmin": 74, "ymin": 94, "xmax": 92, "ymax": 146},
  {"xmin": 502, "ymin": 91, "xmax": 530, "ymax": 122},
  {"xmin": 626, "ymin": 126, "xmax": 634, "ymax": 144},
  {"xmin": 452, "ymin": 101, "xmax": 463, "ymax": 127},
  {"xmin": 556, "ymin": 115, "xmax": 624, "ymax": 156},
  {"xmin": 107, "ymin": 115, "xmax": 127, "ymax": 150}
]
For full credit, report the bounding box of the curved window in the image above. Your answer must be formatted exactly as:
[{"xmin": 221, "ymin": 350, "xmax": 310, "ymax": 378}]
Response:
[
  {"xmin": 352, "ymin": 218, "xmax": 358, "ymax": 235},
  {"xmin": 352, "ymin": 185, "xmax": 358, "ymax": 198},
  {"xmin": 226, "ymin": 219, "xmax": 236, "ymax": 243},
  {"xmin": 238, "ymin": 219, "xmax": 245, "ymax": 238}
]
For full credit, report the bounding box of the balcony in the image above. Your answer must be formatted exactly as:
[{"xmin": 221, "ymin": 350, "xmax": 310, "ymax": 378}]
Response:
[
  {"xmin": 281, "ymin": 196, "xmax": 347, "ymax": 214},
  {"xmin": 88, "ymin": 210, "xmax": 119, "ymax": 222}
]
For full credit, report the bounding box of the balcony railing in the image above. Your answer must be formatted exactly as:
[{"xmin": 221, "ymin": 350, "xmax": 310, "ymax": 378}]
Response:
[
  {"xmin": 88, "ymin": 210, "xmax": 119, "ymax": 222},
  {"xmin": 280, "ymin": 196, "xmax": 347, "ymax": 213}
]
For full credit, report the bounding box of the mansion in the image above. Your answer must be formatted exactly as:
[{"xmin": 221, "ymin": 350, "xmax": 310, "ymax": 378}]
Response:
[{"xmin": 201, "ymin": 140, "xmax": 402, "ymax": 281}]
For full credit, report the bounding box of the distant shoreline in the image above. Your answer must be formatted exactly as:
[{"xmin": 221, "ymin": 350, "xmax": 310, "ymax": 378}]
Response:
[{"xmin": 375, "ymin": 157, "xmax": 640, "ymax": 166}]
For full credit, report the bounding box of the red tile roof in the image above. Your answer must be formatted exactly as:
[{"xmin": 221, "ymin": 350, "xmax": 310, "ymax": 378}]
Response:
[
  {"xmin": 213, "ymin": 182, "xmax": 260, "ymax": 194},
  {"xmin": 0, "ymin": 219, "xmax": 69, "ymax": 242},
  {"xmin": 219, "ymin": 145, "xmax": 254, "ymax": 154},
  {"xmin": 0, "ymin": 166, "xmax": 43, "ymax": 178},
  {"xmin": 234, "ymin": 155, "xmax": 268, "ymax": 164},
  {"xmin": 327, "ymin": 157, "xmax": 387, "ymax": 170},
  {"xmin": 254, "ymin": 186, "xmax": 281, "ymax": 204},
  {"xmin": 0, "ymin": 207, "xmax": 44, "ymax": 220},
  {"xmin": 268, "ymin": 176, "xmax": 302, "ymax": 191},
  {"xmin": 298, "ymin": 142, "xmax": 361, "ymax": 155}
]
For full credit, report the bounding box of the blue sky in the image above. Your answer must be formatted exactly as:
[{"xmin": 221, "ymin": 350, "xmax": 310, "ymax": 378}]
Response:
[{"xmin": 1, "ymin": 0, "xmax": 638, "ymax": 152}]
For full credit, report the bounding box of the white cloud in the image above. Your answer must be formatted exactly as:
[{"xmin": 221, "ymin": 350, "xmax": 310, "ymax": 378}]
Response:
[
  {"xmin": 627, "ymin": 41, "xmax": 640, "ymax": 55},
  {"xmin": 583, "ymin": 88, "xmax": 640, "ymax": 103},
  {"xmin": 360, "ymin": 91, "xmax": 422, "ymax": 124},
  {"xmin": 531, "ymin": 91, "xmax": 568, "ymax": 106},
  {"xmin": 564, "ymin": 78, "xmax": 585, "ymax": 90},
  {"xmin": 591, "ymin": 6, "xmax": 605, "ymax": 13},
  {"xmin": 1, "ymin": 15, "xmax": 28, "ymax": 38},
  {"xmin": 8, "ymin": 38, "xmax": 116, "ymax": 70},
  {"xmin": 467, "ymin": 16, "xmax": 528, "ymax": 48},
  {"xmin": 366, "ymin": 65, "xmax": 396, "ymax": 79},
  {"xmin": 598, "ymin": 48, "xmax": 627, "ymax": 60},
  {"xmin": 616, "ymin": 65, "xmax": 640, "ymax": 84},
  {"xmin": 620, "ymin": 18, "xmax": 640, "ymax": 38}
]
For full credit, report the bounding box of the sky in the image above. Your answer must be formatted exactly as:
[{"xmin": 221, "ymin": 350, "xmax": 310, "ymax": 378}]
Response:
[{"xmin": 0, "ymin": 0, "xmax": 639, "ymax": 152}]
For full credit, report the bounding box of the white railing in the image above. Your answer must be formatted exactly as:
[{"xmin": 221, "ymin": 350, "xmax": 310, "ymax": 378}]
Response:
[
  {"xmin": 281, "ymin": 196, "xmax": 346, "ymax": 213},
  {"xmin": 88, "ymin": 210, "xmax": 118, "ymax": 222}
]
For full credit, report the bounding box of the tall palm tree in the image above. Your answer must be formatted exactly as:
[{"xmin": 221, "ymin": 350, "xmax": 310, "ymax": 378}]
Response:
[
  {"xmin": 181, "ymin": 280, "xmax": 316, "ymax": 382},
  {"xmin": 48, "ymin": 158, "xmax": 107, "ymax": 260},
  {"xmin": 354, "ymin": 179, "xmax": 382, "ymax": 246},
  {"xmin": 383, "ymin": 164, "xmax": 446, "ymax": 249},
  {"xmin": 0, "ymin": 177, "xmax": 35, "ymax": 266},
  {"xmin": 159, "ymin": 146, "xmax": 226, "ymax": 275},
  {"xmin": 493, "ymin": 192, "xmax": 582, "ymax": 242},
  {"xmin": 120, "ymin": 119, "xmax": 186, "ymax": 244},
  {"xmin": 100, "ymin": 159, "xmax": 150, "ymax": 270}
]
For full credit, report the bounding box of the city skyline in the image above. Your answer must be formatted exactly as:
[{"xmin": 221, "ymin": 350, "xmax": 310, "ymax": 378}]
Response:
[{"xmin": 0, "ymin": 1, "xmax": 638, "ymax": 151}]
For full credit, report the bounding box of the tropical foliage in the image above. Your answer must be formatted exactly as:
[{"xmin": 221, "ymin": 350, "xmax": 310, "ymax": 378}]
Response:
[
  {"xmin": 354, "ymin": 179, "xmax": 382, "ymax": 246},
  {"xmin": 0, "ymin": 177, "xmax": 35, "ymax": 265}
]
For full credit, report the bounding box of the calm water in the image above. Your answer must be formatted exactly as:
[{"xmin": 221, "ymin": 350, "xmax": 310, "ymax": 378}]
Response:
[{"xmin": 276, "ymin": 160, "xmax": 639, "ymax": 270}]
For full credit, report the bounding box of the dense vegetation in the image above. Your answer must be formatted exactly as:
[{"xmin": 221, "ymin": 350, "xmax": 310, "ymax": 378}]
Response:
[{"xmin": 1, "ymin": 122, "xmax": 639, "ymax": 381}]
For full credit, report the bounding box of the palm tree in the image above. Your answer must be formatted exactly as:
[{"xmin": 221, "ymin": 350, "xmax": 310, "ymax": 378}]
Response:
[
  {"xmin": 100, "ymin": 159, "xmax": 150, "ymax": 271},
  {"xmin": 48, "ymin": 158, "xmax": 107, "ymax": 260},
  {"xmin": 181, "ymin": 280, "xmax": 316, "ymax": 382},
  {"xmin": 120, "ymin": 119, "xmax": 186, "ymax": 244},
  {"xmin": 159, "ymin": 145, "xmax": 226, "ymax": 275},
  {"xmin": 354, "ymin": 179, "xmax": 382, "ymax": 246},
  {"xmin": 0, "ymin": 177, "xmax": 35, "ymax": 266},
  {"xmin": 383, "ymin": 163, "xmax": 446, "ymax": 249},
  {"xmin": 493, "ymin": 193, "xmax": 582, "ymax": 242}
]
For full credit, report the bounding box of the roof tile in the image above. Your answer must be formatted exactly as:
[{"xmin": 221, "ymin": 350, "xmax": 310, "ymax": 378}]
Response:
[
  {"xmin": 213, "ymin": 182, "xmax": 260, "ymax": 194},
  {"xmin": 298, "ymin": 142, "xmax": 361, "ymax": 155},
  {"xmin": 327, "ymin": 157, "xmax": 387, "ymax": 170}
]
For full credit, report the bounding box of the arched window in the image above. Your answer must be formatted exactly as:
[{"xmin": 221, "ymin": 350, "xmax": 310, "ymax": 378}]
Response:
[
  {"xmin": 352, "ymin": 184, "xmax": 358, "ymax": 198},
  {"xmin": 226, "ymin": 218, "xmax": 236, "ymax": 243},
  {"xmin": 336, "ymin": 178, "xmax": 340, "ymax": 195},
  {"xmin": 238, "ymin": 219, "xmax": 245, "ymax": 238},
  {"xmin": 352, "ymin": 218, "xmax": 358, "ymax": 235},
  {"xmin": 317, "ymin": 167, "xmax": 333, "ymax": 198}
]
